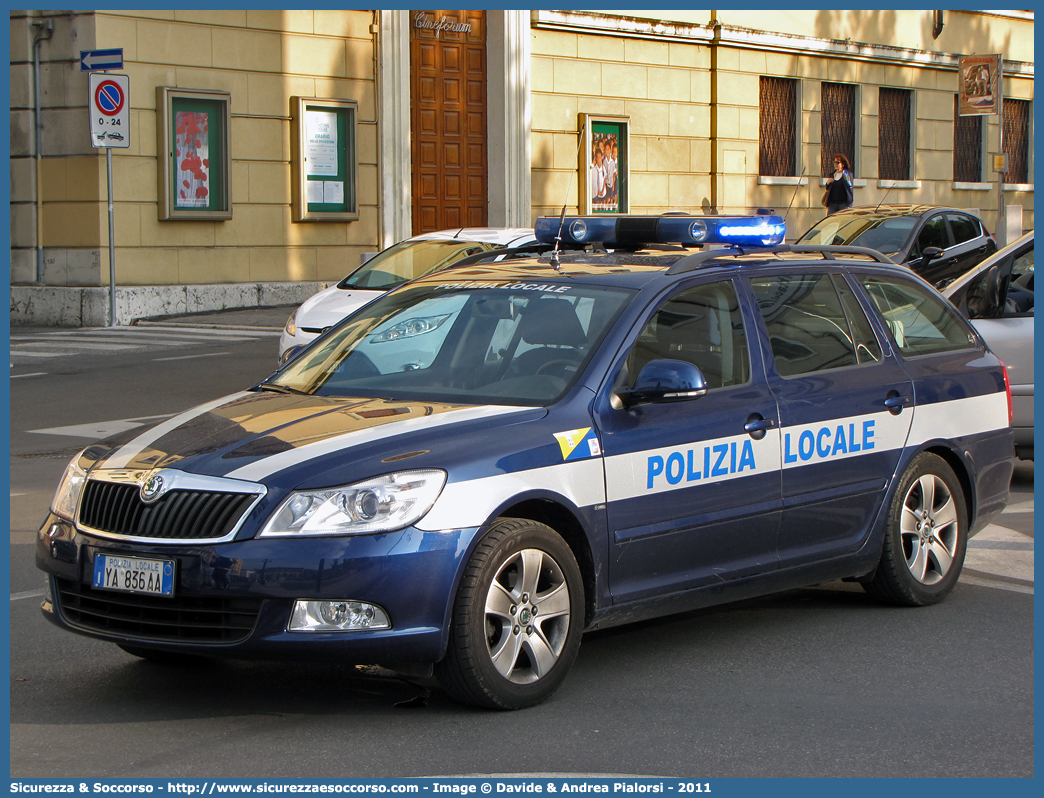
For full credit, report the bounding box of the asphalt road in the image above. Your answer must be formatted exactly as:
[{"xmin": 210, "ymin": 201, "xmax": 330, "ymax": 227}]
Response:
[{"xmin": 8, "ymin": 323, "xmax": 1034, "ymax": 778}]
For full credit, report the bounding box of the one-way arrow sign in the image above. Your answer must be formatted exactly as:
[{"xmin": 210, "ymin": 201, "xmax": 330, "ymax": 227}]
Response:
[{"xmin": 80, "ymin": 48, "xmax": 123, "ymax": 72}]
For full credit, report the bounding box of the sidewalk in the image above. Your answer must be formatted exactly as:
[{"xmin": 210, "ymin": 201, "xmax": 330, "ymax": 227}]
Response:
[{"xmin": 134, "ymin": 305, "xmax": 294, "ymax": 332}]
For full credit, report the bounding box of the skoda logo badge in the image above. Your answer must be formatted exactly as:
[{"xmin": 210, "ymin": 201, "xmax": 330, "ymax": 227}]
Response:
[{"xmin": 140, "ymin": 475, "xmax": 165, "ymax": 503}]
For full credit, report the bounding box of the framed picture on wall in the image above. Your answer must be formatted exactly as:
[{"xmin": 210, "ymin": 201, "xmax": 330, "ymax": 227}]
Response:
[
  {"xmin": 291, "ymin": 97, "xmax": 359, "ymax": 222},
  {"xmin": 156, "ymin": 87, "xmax": 232, "ymax": 220},
  {"xmin": 579, "ymin": 113, "xmax": 629, "ymax": 215}
]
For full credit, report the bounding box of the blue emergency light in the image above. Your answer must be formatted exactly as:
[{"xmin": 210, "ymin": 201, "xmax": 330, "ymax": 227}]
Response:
[{"xmin": 534, "ymin": 214, "xmax": 786, "ymax": 248}]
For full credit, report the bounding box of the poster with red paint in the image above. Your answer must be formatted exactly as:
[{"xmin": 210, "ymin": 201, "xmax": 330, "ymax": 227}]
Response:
[{"xmin": 175, "ymin": 111, "xmax": 210, "ymax": 208}]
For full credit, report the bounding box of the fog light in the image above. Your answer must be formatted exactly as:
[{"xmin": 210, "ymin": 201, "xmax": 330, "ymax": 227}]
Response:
[{"xmin": 289, "ymin": 600, "xmax": 391, "ymax": 632}]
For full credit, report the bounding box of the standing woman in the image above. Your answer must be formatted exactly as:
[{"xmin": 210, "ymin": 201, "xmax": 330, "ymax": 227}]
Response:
[{"xmin": 825, "ymin": 154, "xmax": 854, "ymax": 214}]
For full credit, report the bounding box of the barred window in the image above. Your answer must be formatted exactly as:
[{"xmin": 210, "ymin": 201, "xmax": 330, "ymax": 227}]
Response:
[
  {"xmin": 1003, "ymin": 98, "xmax": 1031, "ymax": 184},
  {"xmin": 953, "ymin": 95, "xmax": 982, "ymax": 183},
  {"xmin": 878, "ymin": 88, "xmax": 912, "ymax": 181},
  {"xmin": 760, "ymin": 76, "xmax": 797, "ymax": 176},
  {"xmin": 821, "ymin": 82, "xmax": 856, "ymax": 177}
]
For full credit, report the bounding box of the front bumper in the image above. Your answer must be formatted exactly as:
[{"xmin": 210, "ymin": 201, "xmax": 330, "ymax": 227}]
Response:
[
  {"xmin": 277, "ymin": 328, "xmax": 320, "ymax": 360},
  {"xmin": 37, "ymin": 513, "xmax": 481, "ymax": 665}
]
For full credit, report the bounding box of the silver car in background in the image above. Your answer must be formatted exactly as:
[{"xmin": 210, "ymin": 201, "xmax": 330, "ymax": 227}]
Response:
[
  {"xmin": 279, "ymin": 227, "xmax": 536, "ymax": 359},
  {"xmin": 942, "ymin": 230, "xmax": 1034, "ymax": 459}
]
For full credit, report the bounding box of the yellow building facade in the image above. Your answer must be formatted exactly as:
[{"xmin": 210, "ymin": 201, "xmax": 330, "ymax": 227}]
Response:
[{"xmin": 9, "ymin": 9, "xmax": 1034, "ymax": 325}]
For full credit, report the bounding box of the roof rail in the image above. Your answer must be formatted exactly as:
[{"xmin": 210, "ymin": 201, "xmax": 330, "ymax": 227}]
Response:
[{"xmin": 665, "ymin": 243, "xmax": 896, "ymax": 275}]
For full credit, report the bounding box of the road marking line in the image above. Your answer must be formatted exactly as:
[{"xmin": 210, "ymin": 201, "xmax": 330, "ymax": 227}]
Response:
[
  {"xmin": 11, "ymin": 373, "xmax": 48, "ymax": 379},
  {"xmin": 154, "ymin": 352, "xmax": 231, "ymax": 362},
  {"xmin": 12, "ymin": 340, "xmax": 139, "ymax": 350},
  {"xmin": 29, "ymin": 413, "xmax": 174, "ymax": 439},
  {"xmin": 84, "ymin": 331, "xmax": 255, "ymax": 343},
  {"xmin": 11, "ymin": 589, "xmax": 45, "ymax": 602},
  {"xmin": 9, "ymin": 352, "xmax": 63, "ymax": 358},
  {"xmin": 959, "ymin": 574, "xmax": 1033, "ymax": 595}
]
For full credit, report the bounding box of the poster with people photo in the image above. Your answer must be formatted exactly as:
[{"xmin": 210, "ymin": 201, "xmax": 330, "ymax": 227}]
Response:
[{"xmin": 579, "ymin": 114, "xmax": 629, "ymax": 214}]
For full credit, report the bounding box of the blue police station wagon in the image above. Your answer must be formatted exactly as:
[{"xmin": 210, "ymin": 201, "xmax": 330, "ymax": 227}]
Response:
[{"xmin": 38, "ymin": 214, "xmax": 1014, "ymax": 709}]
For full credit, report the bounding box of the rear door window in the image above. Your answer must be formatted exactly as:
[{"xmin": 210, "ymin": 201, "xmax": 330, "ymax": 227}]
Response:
[
  {"xmin": 946, "ymin": 213, "xmax": 982, "ymax": 245},
  {"xmin": 749, "ymin": 273, "xmax": 863, "ymax": 376}
]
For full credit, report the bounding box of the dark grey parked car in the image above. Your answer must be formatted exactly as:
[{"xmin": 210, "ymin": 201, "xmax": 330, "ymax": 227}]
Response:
[{"xmin": 798, "ymin": 204, "xmax": 997, "ymax": 288}]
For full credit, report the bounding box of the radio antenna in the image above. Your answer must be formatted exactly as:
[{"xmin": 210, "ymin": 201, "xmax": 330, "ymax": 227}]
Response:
[
  {"xmin": 550, "ymin": 126, "xmax": 587, "ymax": 272},
  {"xmin": 876, "ymin": 181, "xmax": 896, "ymax": 212}
]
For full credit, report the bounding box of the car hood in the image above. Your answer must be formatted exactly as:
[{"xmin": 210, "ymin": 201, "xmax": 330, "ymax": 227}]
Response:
[
  {"xmin": 87, "ymin": 390, "xmax": 545, "ymax": 488},
  {"xmin": 295, "ymin": 285, "xmax": 384, "ymax": 331}
]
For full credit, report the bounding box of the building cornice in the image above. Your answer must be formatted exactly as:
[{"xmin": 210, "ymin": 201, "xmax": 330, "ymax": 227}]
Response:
[{"xmin": 531, "ymin": 10, "xmax": 1033, "ymax": 76}]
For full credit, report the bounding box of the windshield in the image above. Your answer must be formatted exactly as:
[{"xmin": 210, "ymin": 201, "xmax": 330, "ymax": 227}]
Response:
[
  {"xmin": 798, "ymin": 215, "xmax": 919, "ymax": 256},
  {"xmin": 269, "ymin": 282, "xmax": 635, "ymax": 405},
  {"xmin": 338, "ymin": 240, "xmax": 503, "ymax": 291}
]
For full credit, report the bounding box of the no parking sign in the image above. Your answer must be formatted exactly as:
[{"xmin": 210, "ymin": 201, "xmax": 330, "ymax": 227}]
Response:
[{"xmin": 89, "ymin": 73, "xmax": 130, "ymax": 148}]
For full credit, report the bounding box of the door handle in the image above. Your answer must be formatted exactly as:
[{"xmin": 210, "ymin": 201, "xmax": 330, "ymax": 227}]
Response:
[
  {"xmin": 744, "ymin": 414, "xmax": 777, "ymax": 440},
  {"xmin": 884, "ymin": 392, "xmax": 911, "ymax": 415}
]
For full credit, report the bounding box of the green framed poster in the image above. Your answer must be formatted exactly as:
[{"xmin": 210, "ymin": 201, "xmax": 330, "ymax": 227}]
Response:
[
  {"xmin": 156, "ymin": 87, "xmax": 232, "ymax": 220},
  {"xmin": 291, "ymin": 97, "xmax": 358, "ymax": 222},
  {"xmin": 579, "ymin": 113, "xmax": 629, "ymax": 215}
]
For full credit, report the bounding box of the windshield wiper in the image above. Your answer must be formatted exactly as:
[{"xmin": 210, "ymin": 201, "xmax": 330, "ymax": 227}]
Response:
[{"xmin": 256, "ymin": 382, "xmax": 310, "ymax": 395}]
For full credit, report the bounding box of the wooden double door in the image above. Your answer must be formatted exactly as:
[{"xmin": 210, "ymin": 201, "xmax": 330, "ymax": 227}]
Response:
[{"xmin": 410, "ymin": 10, "xmax": 488, "ymax": 234}]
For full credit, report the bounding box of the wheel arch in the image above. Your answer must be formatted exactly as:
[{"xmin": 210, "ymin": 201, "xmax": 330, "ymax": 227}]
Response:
[
  {"xmin": 498, "ymin": 498, "xmax": 598, "ymax": 627},
  {"xmin": 921, "ymin": 443, "xmax": 975, "ymax": 528}
]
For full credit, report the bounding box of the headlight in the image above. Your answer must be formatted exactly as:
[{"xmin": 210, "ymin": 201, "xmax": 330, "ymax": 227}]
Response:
[
  {"xmin": 50, "ymin": 452, "xmax": 88, "ymax": 522},
  {"xmin": 284, "ymin": 311, "xmax": 298, "ymax": 337},
  {"xmin": 370, "ymin": 313, "xmax": 451, "ymax": 343},
  {"xmin": 259, "ymin": 469, "xmax": 447, "ymax": 537}
]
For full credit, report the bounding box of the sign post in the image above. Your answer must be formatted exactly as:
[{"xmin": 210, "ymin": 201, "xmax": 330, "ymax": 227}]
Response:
[{"xmin": 86, "ymin": 62, "xmax": 128, "ymax": 326}]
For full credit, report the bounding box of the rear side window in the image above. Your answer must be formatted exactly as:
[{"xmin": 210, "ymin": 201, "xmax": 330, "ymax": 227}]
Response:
[
  {"xmin": 858, "ymin": 275, "xmax": 977, "ymax": 357},
  {"xmin": 750, "ymin": 273, "xmax": 866, "ymax": 377},
  {"xmin": 946, "ymin": 213, "xmax": 982, "ymax": 245}
]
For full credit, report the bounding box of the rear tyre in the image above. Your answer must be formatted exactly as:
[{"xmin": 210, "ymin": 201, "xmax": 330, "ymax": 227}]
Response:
[
  {"xmin": 436, "ymin": 518, "xmax": 584, "ymax": 709},
  {"xmin": 863, "ymin": 452, "xmax": 967, "ymax": 606}
]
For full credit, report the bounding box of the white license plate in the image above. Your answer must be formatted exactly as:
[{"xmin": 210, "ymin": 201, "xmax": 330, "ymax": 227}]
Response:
[{"xmin": 93, "ymin": 554, "xmax": 175, "ymax": 597}]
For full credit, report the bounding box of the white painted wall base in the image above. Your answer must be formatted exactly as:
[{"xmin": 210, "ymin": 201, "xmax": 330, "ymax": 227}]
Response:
[{"xmin": 10, "ymin": 282, "xmax": 331, "ymax": 328}]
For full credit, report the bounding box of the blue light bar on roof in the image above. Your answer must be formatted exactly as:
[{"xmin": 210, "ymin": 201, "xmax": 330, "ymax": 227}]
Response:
[{"xmin": 534, "ymin": 214, "xmax": 786, "ymax": 248}]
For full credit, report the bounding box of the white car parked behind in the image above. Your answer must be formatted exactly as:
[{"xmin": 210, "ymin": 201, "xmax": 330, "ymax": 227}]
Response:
[{"xmin": 279, "ymin": 227, "xmax": 536, "ymax": 360}]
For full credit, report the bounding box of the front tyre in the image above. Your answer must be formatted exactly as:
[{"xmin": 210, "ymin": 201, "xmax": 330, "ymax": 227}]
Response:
[
  {"xmin": 436, "ymin": 518, "xmax": 585, "ymax": 709},
  {"xmin": 864, "ymin": 452, "xmax": 967, "ymax": 606}
]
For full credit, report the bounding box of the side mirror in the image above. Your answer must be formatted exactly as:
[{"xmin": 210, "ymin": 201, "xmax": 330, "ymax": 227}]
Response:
[
  {"xmin": 619, "ymin": 359, "xmax": 708, "ymax": 407},
  {"xmin": 921, "ymin": 246, "xmax": 944, "ymax": 262},
  {"xmin": 278, "ymin": 345, "xmax": 306, "ymax": 368}
]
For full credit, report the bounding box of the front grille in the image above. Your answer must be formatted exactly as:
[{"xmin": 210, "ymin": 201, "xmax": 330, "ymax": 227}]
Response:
[
  {"xmin": 79, "ymin": 480, "xmax": 256, "ymax": 541},
  {"xmin": 55, "ymin": 578, "xmax": 262, "ymax": 643}
]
